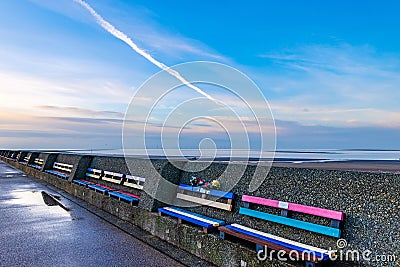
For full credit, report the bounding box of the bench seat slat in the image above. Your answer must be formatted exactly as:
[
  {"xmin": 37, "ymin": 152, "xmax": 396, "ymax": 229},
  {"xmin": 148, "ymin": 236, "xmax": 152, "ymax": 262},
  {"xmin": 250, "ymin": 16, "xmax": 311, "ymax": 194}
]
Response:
[
  {"xmin": 242, "ymin": 195, "xmax": 344, "ymax": 221},
  {"xmin": 165, "ymin": 207, "xmax": 225, "ymax": 225},
  {"xmin": 159, "ymin": 208, "xmax": 213, "ymax": 228},
  {"xmin": 45, "ymin": 170, "xmax": 69, "ymax": 179},
  {"xmin": 177, "ymin": 193, "xmax": 232, "ymax": 211},
  {"xmin": 220, "ymin": 224, "xmax": 331, "ymax": 262},
  {"xmin": 116, "ymin": 190, "xmax": 140, "ymax": 199},
  {"xmin": 30, "ymin": 165, "xmax": 42, "ymax": 170},
  {"xmin": 73, "ymin": 180, "xmax": 95, "ymax": 186},
  {"xmin": 239, "ymin": 207, "xmax": 341, "ymax": 238},
  {"xmin": 109, "ymin": 191, "xmax": 139, "ymax": 203},
  {"xmin": 158, "ymin": 207, "xmax": 224, "ymax": 228},
  {"xmin": 179, "ymin": 184, "xmax": 234, "ymax": 199},
  {"xmin": 229, "ymin": 224, "xmax": 329, "ymax": 254}
]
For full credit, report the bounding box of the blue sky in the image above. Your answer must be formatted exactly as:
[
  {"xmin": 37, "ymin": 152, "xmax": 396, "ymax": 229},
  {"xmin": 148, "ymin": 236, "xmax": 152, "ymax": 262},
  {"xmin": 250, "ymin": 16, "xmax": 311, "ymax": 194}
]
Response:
[{"xmin": 0, "ymin": 0, "xmax": 399, "ymax": 150}]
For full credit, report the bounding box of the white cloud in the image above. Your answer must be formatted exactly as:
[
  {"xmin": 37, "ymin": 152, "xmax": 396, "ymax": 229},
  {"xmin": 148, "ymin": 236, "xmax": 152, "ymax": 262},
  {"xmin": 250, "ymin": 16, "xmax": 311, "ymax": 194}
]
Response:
[
  {"xmin": 255, "ymin": 44, "xmax": 400, "ymax": 127},
  {"xmin": 0, "ymin": 71, "xmax": 135, "ymax": 113}
]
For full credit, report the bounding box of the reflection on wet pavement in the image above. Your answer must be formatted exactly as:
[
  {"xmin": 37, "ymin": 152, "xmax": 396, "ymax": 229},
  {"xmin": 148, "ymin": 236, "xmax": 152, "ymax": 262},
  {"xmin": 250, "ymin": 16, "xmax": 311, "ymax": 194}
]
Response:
[{"xmin": 0, "ymin": 161, "xmax": 184, "ymax": 267}]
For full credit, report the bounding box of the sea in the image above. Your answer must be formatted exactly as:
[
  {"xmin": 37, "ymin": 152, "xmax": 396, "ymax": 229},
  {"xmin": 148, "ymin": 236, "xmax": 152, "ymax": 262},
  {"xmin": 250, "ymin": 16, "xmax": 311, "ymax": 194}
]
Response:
[{"xmin": 56, "ymin": 148, "xmax": 400, "ymax": 163}]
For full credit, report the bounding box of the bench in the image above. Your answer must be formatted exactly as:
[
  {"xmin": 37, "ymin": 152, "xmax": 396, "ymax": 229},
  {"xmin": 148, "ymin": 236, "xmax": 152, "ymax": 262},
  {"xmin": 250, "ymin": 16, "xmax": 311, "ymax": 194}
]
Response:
[
  {"xmin": 74, "ymin": 168, "xmax": 114, "ymax": 194},
  {"xmin": 85, "ymin": 168, "xmax": 103, "ymax": 180},
  {"xmin": 9, "ymin": 152, "xmax": 18, "ymax": 161},
  {"xmin": 30, "ymin": 158, "xmax": 44, "ymax": 170},
  {"xmin": 102, "ymin": 170, "xmax": 124, "ymax": 184},
  {"xmin": 109, "ymin": 190, "xmax": 140, "ymax": 204},
  {"xmin": 73, "ymin": 168, "xmax": 143, "ymax": 204},
  {"xmin": 73, "ymin": 168, "xmax": 101, "ymax": 186},
  {"xmin": 158, "ymin": 184, "xmax": 234, "ymax": 233},
  {"xmin": 19, "ymin": 155, "xmax": 31, "ymax": 165},
  {"xmin": 123, "ymin": 174, "xmax": 145, "ymax": 190},
  {"xmin": 219, "ymin": 195, "xmax": 344, "ymax": 266},
  {"xmin": 45, "ymin": 162, "xmax": 74, "ymax": 179}
]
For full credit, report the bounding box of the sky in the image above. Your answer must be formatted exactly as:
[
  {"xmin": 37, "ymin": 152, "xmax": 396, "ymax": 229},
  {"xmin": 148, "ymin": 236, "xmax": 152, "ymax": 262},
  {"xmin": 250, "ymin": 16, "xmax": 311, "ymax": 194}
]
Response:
[{"xmin": 0, "ymin": 0, "xmax": 400, "ymax": 151}]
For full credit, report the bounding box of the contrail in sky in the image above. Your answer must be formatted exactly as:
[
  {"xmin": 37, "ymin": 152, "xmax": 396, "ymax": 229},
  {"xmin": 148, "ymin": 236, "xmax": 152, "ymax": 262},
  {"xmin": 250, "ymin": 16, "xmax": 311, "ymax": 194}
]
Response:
[{"xmin": 74, "ymin": 0, "xmax": 217, "ymax": 102}]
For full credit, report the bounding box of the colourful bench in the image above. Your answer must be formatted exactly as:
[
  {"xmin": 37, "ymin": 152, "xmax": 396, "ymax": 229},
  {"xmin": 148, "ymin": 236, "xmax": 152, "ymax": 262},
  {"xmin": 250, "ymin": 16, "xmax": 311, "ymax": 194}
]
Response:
[
  {"xmin": 29, "ymin": 158, "xmax": 44, "ymax": 170},
  {"xmin": 73, "ymin": 168, "xmax": 143, "ymax": 204},
  {"xmin": 158, "ymin": 184, "xmax": 234, "ymax": 233},
  {"xmin": 73, "ymin": 168, "xmax": 102, "ymax": 186},
  {"xmin": 219, "ymin": 195, "xmax": 344, "ymax": 266},
  {"xmin": 85, "ymin": 168, "xmax": 103, "ymax": 180},
  {"xmin": 45, "ymin": 162, "xmax": 74, "ymax": 179},
  {"xmin": 80, "ymin": 168, "xmax": 117, "ymax": 193}
]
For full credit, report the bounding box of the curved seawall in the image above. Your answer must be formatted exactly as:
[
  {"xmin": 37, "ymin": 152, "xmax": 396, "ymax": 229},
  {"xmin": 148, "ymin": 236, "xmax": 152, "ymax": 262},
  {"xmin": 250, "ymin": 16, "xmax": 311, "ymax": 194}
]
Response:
[{"xmin": 1, "ymin": 149, "xmax": 399, "ymax": 267}]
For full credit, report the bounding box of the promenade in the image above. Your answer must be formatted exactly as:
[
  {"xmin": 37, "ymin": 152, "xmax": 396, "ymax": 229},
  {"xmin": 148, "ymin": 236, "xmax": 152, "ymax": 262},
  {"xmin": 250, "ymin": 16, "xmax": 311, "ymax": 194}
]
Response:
[{"xmin": 0, "ymin": 161, "xmax": 184, "ymax": 267}]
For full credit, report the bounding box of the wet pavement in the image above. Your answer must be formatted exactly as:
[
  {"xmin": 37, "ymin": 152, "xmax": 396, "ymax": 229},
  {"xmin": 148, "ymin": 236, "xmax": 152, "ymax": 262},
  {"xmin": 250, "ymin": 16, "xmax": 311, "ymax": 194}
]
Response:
[{"xmin": 0, "ymin": 161, "xmax": 184, "ymax": 267}]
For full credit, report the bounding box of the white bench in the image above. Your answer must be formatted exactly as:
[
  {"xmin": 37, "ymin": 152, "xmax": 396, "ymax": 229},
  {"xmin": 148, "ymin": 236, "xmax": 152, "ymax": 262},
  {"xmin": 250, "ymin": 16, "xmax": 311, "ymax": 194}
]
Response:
[
  {"xmin": 45, "ymin": 162, "xmax": 73, "ymax": 179},
  {"xmin": 102, "ymin": 170, "xmax": 124, "ymax": 184},
  {"xmin": 123, "ymin": 174, "xmax": 145, "ymax": 190}
]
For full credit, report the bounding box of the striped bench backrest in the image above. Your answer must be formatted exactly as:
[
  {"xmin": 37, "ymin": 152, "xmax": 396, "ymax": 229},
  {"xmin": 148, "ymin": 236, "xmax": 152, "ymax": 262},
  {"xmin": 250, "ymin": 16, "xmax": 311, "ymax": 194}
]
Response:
[
  {"xmin": 240, "ymin": 195, "xmax": 344, "ymax": 238},
  {"xmin": 34, "ymin": 158, "xmax": 44, "ymax": 165},
  {"xmin": 102, "ymin": 170, "xmax": 124, "ymax": 184},
  {"xmin": 124, "ymin": 175, "xmax": 145, "ymax": 190},
  {"xmin": 177, "ymin": 184, "xmax": 234, "ymax": 211},
  {"xmin": 53, "ymin": 162, "xmax": 74, "ymax": 174},
  {"xmin": 85, "ymin": 168, "xmax": 103, "ymax": 179},
  {"xmin": 83, "ymin": 169, "xmax": 145, "ymax": 191}
]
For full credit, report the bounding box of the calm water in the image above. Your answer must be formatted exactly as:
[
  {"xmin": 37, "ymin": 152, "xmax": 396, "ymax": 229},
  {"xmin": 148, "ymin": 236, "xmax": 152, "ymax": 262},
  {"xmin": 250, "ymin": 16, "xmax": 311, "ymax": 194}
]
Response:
[{"xmin": 58, "ymin": 148, "xmax": 400, "ymax": 162}]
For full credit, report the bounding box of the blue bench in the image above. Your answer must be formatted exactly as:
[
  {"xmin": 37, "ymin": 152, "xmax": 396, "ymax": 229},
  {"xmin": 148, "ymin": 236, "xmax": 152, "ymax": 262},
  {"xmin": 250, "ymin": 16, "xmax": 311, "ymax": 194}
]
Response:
[
  {"xmin": 45, "ymin": 162, "xmax": 73, "ymax": 179},
  {"xmin": 29, "ymin": 158, "xmax": 44, "ymax": 170},
  {"xmin": 158, "ymin": 184, "xmax": 234, "ymax": 233},
  {"xmin": 219, "ymin": 195, "xmax": 345, "ymax": 266}
]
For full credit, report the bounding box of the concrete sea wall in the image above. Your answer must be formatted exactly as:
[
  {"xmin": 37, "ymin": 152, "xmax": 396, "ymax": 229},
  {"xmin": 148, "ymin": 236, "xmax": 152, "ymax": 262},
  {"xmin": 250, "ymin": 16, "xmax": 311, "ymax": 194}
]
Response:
[{"xmin": 1, "ymin": 150, "xmax": 399, "ymax": 267}]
